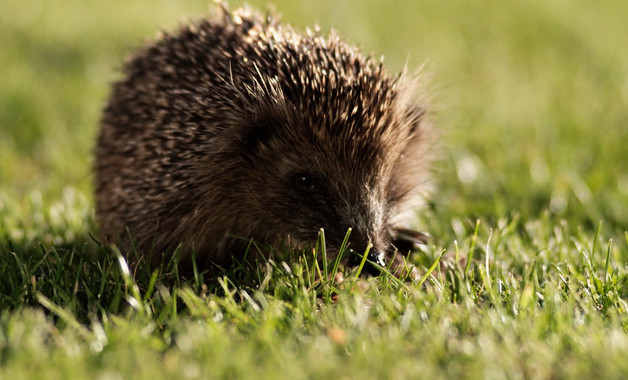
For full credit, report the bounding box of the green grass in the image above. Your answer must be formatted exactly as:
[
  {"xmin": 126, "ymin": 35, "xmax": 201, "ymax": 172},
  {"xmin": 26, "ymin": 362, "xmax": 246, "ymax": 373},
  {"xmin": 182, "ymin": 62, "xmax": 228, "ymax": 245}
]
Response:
[{"xmin": 1, "ymin": 0, "xmax": 628, "ymax": 378}]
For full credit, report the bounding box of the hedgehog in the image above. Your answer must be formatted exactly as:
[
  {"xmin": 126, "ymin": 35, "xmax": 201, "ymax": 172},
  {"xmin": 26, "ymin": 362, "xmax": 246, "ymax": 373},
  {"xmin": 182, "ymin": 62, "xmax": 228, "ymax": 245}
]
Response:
[{"xmin": 95, "ymin": 5, "xmax": 435, "ymax": 276}]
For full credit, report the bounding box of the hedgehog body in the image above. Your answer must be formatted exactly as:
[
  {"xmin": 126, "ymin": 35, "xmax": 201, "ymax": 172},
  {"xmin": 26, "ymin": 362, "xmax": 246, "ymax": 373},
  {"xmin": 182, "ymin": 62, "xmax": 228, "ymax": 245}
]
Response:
[{"xmin": 95, "ymin": 6, "xmax": 434, "ymax": 272}]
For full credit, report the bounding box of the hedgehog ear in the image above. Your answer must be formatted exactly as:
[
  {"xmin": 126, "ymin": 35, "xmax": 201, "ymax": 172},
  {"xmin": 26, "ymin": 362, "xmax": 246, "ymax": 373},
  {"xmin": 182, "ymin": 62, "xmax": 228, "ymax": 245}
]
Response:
[
  {"xmin": 242, "ymin": 121, "xmax": 275, "ymax": 157},
  {"xmin": 407, "ymin": 104, "xmax": 427, "ymax": 138}
]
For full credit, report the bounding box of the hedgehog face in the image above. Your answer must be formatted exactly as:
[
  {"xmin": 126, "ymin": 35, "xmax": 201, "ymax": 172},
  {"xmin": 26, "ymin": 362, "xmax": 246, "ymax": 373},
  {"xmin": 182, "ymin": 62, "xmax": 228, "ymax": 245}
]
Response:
[{"xmin": 233, "ymin": 97, "xmax": 416, "ymax": 264}]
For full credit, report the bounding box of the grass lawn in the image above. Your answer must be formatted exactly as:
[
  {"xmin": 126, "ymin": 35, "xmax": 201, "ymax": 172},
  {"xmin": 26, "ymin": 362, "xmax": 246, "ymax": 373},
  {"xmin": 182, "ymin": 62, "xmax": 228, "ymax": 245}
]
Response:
[{"xmin": 1, "ymin": 0, "xmax": 628, "ymax": 378}]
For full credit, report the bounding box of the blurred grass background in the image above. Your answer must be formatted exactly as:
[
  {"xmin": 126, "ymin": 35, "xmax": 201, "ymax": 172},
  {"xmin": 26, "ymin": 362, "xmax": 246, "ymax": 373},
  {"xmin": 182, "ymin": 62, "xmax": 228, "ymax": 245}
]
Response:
[
  {"xmin": 2, "ymin": 1, "xmax": 628, "ymax": 378},
  {"xmin": 1, "ymin": 0, "xmax": 627, "ymax": 233}
]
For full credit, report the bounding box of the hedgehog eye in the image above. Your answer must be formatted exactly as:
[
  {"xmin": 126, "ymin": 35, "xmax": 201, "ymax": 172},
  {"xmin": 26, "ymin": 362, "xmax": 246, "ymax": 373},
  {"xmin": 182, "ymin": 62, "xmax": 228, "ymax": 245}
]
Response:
[{"xmin": 293, "ymin": 173, "xmax": 318, "ymax": 193}]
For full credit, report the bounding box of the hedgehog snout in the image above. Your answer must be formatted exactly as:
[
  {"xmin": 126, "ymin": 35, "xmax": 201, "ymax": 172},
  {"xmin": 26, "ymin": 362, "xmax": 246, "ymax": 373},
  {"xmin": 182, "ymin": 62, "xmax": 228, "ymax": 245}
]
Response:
[
  {"xmin": 343, "ymin": 226, "xmax": 391, "ymax": 275},
  {"xmin": 347, "ymin": 247, "xmax": 387, "ymax": 276}
]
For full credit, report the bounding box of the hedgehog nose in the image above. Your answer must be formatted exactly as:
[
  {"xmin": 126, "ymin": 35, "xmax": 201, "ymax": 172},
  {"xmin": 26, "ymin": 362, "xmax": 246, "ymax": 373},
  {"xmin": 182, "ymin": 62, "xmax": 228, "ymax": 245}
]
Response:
[{"xmin": 349, "ymin": 248, "xmax": 387, "ymax": 276}]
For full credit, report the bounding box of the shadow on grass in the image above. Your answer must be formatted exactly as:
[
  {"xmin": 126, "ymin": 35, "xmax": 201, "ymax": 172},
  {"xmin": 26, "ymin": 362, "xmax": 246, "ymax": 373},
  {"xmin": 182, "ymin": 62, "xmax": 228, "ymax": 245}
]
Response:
[
  {"xmin": 1, "ymin": 235, "xmax": 139, "ymax": 320},
  {"xmin": 0, "ymin": 230, "xmax": 363, "ymax": 323}
]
